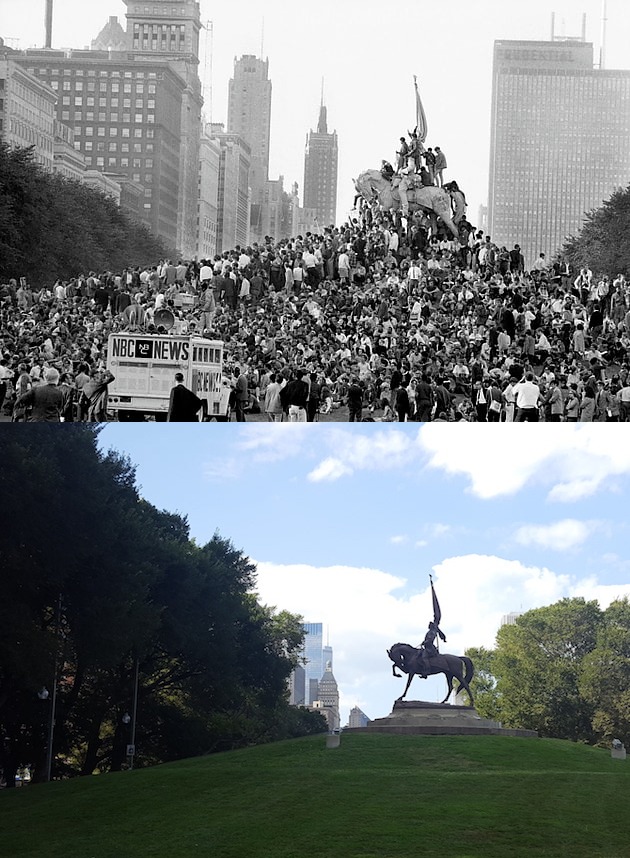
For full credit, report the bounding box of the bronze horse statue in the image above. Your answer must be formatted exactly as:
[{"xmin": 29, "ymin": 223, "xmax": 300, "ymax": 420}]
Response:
[
  {"xmin": 353, "ymin": 169, "xmax": 460, "ymax": 240},
  {"xmin": 387, "ymin": 642, "xmax": 475, "ymax": 705}
]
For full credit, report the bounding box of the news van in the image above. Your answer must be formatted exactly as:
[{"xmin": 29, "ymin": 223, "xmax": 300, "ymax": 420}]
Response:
[{"xmin": 106, "ymin": 332, "xmax": 231, "ymax": 421}]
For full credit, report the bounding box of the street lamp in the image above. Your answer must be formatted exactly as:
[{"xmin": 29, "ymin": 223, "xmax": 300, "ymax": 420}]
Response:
[{"xmin": 126, "ymin": 657, "xmax": 139, "ymax": 770}]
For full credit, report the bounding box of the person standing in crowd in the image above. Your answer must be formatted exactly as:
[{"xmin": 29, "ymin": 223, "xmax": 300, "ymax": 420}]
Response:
[
  {"xmin": 514, "ymin": 372, "xmax": 540, "ymax": 422},
  {"xmin": 80, "ymin": 369, "xmax": 115, "ymax": 422},
  {"xmin": 264, "ymin": 372, "xmax": 283, "ymax": 422},
  {"xmin": 347, "ymin": 376, "xmax": 363, "ymax": 422},
  {"xmin": 433, "ymin": 146, "xmax": 447, "ymax": 186},
  {"xmin": 282, "ymin": 369, "xmax": 309, "ymax": 422},
  {"xmin": 233, "ymin": 367, "xmax": 248, "ymax": 422},
  {"xmin": 167, "ymin": 372, "xmax": 203, "ymax": 422},
  {"xmin": 14, "ymin": 367, "xmax": 64, "ymax": 422}
]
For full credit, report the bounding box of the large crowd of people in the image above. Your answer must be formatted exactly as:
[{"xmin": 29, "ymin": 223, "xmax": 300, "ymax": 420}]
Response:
[{"xmin": 2, "ymin": 148, "xmax": 630, "ymax": 423}]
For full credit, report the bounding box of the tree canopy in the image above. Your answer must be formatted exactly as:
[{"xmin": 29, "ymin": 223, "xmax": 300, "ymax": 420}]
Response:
[
  {"xmin": 560, "ymin": 184, "xmax": 630, "ymax": 277},
  {"xmin": 0, "ymin": 427, "xmax": 323, "ymax": 786},
  {"xmin": 0, "ymin": 143, "xmax": 174, "ymax": 286},
  {"xmin": 468, "ymin": 596, "xmax": 630, "ymax": 746}
]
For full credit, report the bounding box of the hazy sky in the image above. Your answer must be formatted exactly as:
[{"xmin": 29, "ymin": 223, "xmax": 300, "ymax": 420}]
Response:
[
  {"xmin": 3, "ymin": 0, "xmax": 630, "ymax": 226},
  {"xmin": 97, "ymin": 424, "xmax": 630, "ymax": 724}
]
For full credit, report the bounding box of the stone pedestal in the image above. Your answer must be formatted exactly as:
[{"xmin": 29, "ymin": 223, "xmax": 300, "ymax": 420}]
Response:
[{"xmin": 353, "ymin": 700, "xmax": 538, "ymax": 738}]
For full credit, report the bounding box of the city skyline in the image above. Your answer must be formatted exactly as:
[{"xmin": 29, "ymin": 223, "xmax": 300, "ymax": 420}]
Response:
[
  {"xmin": 4, "ymin": 0, "xmax": 630, "ymax": 234},
  {"xmin": 95, "ymin": 425, "xmax": 630, "ymax": 725}
]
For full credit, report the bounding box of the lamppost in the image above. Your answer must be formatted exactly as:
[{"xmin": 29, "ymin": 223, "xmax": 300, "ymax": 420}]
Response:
[
  {"xmin": 39, "ymin": 594, "xmax": 63, "ymax": 783},
  {"xmin": 124, "ymin": 657, "xmax": 139, "ymax": 770}
]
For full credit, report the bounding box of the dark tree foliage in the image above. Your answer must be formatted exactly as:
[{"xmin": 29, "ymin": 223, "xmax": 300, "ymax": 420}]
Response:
[
  {"xmin": 0, "ymin": 427, "xmax": 312, "ymax": 785},
  {"xmin": 560, "ymin": 184, "xmax": 630, "ymax": 277},
  {"xmin": 0, "ymin": 143, "xmax": 175, "ymax": 286}
]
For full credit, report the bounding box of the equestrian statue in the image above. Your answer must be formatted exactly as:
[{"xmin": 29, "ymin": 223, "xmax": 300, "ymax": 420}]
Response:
[
  {"xmin": 353, "ymin": 168, "xmax": 461, "ymax": 241},
  {"xmin": 387, "ymin": 575, "xmax": 475, "ymax": 705}
]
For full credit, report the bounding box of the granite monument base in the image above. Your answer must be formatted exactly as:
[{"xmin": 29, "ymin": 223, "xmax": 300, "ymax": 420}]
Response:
[{"xmin": 352, "ymin": 700, "xmax": 538, "ymax": 738}]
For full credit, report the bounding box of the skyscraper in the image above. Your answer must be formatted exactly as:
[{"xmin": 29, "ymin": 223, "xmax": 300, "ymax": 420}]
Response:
[
  {"xmin": 209, "ymin": 123, "xmax": 251, "ymax": 254},
  {"xmin": 316, "ymin": 661, "xmax": 340, "ymax": 731},
  {"xmin": 488, "ymin": 39, "xmax": 630, "ymax": 266},
  {"xmin": 303, "ymin": 99, "xmax": 338, "ymax": 229},
  {"xmin": 227, "ymin": 55, "xmax": 272, "ymax": 240},
  {"xmin": 302, "ymin": 622, "xmax": 324, "ymax": 706}
]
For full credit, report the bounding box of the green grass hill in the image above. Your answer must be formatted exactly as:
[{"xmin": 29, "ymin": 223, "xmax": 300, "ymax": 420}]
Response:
[{"xmin": 2, "ymin": 733, "xmax": 629, "ymax": 858}]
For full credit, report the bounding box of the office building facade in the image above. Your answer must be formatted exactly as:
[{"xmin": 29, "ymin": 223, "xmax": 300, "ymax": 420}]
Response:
[
  {"xmin": 18, "ymin": 48, "xmax": 185, "ymax": 251},
  {"xmin": 303, "ymin": 102, "xmax": 338, "ymax": 229},
  {"xmin": 227, "ymin": 55, "xmax": 272, "ymax": 241},
  {"xmin": 209, "ymin": 123, "xmax": 251, "ymax": 254},
  {"xmin": 488, "ymin": 39, "xmax": 630, "ymax": 266},
  {"xmin": 0, "ymin": 50, "xmax": 56, "ymax": 172},
  {"xmin": 123, "ymin": 0, "xmax": 203, "ymax": 257}
]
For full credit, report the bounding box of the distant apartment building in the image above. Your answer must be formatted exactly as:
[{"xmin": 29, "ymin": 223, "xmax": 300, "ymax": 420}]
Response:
[
  {"xmin": 488, "ymin": 39, "xmax": 630, "ymax": 266},
  {"xmin": 227, "ymin": 55, "xmax": 272, "ymax": 242},
  {"xmin": 0, "ymin": 48, "xmax": 56, "ymax": 172},
  {"xmin": 501, "ymin": 611, "xmax": 523, "ymax": 627},
  {"xmin": 303, "ymin": 101, "xmax": 338, "ymax": 229}
]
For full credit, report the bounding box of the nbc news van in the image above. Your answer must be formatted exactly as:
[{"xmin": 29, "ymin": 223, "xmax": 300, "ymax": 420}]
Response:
[{"xmin": 106, "ymin": 333, "xmax": 231, "ymax": 421}]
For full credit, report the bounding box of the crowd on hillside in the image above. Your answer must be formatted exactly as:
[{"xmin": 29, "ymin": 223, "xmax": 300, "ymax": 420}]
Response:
[{"xmin": 2, "ymin": 182, "xmax": 630, "ymax": 422}]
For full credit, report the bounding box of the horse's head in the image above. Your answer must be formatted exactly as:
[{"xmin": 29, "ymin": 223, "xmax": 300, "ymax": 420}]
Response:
[{"xmin": 354, "ymin": 171, "xmax": 374, "ymax": 202}]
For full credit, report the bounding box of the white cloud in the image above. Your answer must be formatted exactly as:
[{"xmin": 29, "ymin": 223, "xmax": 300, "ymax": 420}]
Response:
[
  {"xmin": 308, "ymin": 457, "xmax": 351, "ymax": 482},
  {"xmin": 252, "ymin": 552, "xmax": 630, "ymax": 724},
  {"xmin": 513, "ymin": 519, "xmax": 595, "ymax": 551},
  {"xmin": 420, "ymin": 425, "xmax": 630, "ymax": 501},
  {"xmin": 390, "ymin": 535, "xmax": 408, "ymax": 545}
]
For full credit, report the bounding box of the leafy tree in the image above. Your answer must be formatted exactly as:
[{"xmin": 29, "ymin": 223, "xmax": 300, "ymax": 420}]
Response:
[
  {"xmin": 465, "ymin": 646, "xmax": 501, "ymax": 722},
  {"xmin": 560, "ymin": 184, "xmax": 630, "ymax": 277},
  {"xmin": 580, "ymin": 598, "xmax": 630, "ymax": 747},
  {"xmin": 0, "ymin": 427, "xmax": 315, "ymax": 784},
  {"xmin": 492, "ymin": 598, "xmax": 601, "ymax": 741},
  {"xmin": 0, "ymin": 143, "xmax": 175, "ymax": 285}
]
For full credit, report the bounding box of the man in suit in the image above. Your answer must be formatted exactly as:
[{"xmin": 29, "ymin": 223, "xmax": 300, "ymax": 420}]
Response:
[
  {"xmin": 15, "ymin": 367, "xmax": 64, "ymax": 422},
  {"xmin": 167, "ymin": 373, "xmax": 203, "ymax": 422}
]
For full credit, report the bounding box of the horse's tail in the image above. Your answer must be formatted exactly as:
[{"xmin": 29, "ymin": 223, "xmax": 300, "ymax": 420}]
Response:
[{"xmin": 461, "ymin": 656, "xmax": 475, "ymax": 686}]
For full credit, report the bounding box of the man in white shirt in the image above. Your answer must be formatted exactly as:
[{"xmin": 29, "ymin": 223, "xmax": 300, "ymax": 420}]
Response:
[{"xmin": 515, "ymin": 372, "xmax": 541, "ymax": 422}]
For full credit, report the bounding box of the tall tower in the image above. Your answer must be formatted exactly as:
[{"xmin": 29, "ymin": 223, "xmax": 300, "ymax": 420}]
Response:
[
  {"xmin": 317, "ymin": 661, "xmax": 340, "ymax": 731},
  {"xmin": 303, "ymin": 96, "xmax": 338, "ymax": 229},
  {"xmin": 488, "ymin": 37, "xmax": 630, "ymax": 266},
  {"xmin": 227, "ymin": 55, "xmax": 272, "ymax": 240},
  {"xmin": 123, "ymin": 0, "xmax": 203, "ymax": 257},
  {"xmin": 301, "ymin": 622, "xmax": 324, "ymax": 706}
]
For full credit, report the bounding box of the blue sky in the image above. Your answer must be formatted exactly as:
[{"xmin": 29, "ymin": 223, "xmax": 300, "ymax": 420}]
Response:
[{"xmin": 99, "ymin": 425, "xmax": 630, "ymax": 724}]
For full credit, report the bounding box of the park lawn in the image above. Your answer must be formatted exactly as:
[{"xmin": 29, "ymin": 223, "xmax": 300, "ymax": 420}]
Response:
[{"xmin": 2, "ymin": 733, "xmax": 628, "ymax": 858}]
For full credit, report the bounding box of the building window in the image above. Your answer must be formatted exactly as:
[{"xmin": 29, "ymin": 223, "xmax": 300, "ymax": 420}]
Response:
[
  {"xmin": 122, "ymin": 127, "xmax": 130, "ymax": 137},
  {"xmin": 96, "ymin": 157, "xmax": 104, "ymax": 166},
  {"xmin": 97, "ymin": 127, "xmax": 105, "ymax": 136},
  {"xmin": 135, "ymin": 113, "xmax": 143, "ymax": 123},
  {"xmin": 85, "ymin": 141, "xmax": 93, "ymax": 151},
  {"xmin": 108, "ymin": 158, "xmax": 117, "ymax": 167}
]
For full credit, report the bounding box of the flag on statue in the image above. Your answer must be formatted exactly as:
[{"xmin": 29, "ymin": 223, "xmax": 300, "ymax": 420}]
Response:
[{"xmin": 413, "ymin": 75, "xmax": 428, "ymax": 147}]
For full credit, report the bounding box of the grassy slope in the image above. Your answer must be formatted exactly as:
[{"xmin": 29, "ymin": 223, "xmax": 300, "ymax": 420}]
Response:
[{"xmin": 2, "ymin": 733, "xmax": 629, "ymax": 858}]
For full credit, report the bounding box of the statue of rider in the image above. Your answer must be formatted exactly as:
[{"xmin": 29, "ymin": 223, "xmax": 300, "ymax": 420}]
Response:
[{"xmin": 417, "ymin": 619, "xmax": 446, "ymax": 677}]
